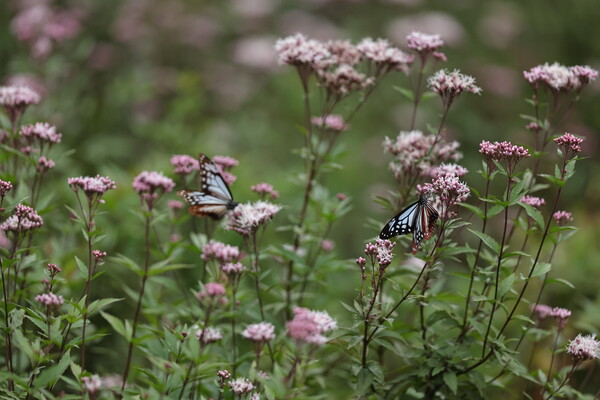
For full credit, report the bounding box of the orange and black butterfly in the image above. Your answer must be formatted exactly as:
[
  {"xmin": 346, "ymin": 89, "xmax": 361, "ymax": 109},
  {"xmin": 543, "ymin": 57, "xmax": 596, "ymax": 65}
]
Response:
[
  {"xmin": 177, "ymin": 154, "xmax": 238, "ymax": 219},
  {"xmin": 379, "ymin": 195, "xmax": 438, "ymax": 253}
]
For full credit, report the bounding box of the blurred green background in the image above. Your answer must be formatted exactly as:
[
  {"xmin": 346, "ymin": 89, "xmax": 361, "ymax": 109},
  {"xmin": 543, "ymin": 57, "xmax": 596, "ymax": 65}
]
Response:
[{"xmin": 1, "ymin": 0, "xmax": 599, "ymax": 387}]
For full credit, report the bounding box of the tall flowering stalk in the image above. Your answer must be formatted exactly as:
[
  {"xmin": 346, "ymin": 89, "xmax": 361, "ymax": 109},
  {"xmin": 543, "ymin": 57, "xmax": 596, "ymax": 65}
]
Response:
[
  {"xmin": 66, "ymin": 175, "xmax": 115, "ymax": 369},
  {"xmin": 221, "ymin": 261, "xmax": 247, "ymax": 372},
  {"xmin": 275, "ymin": 33, "xmax": 411, "ymax": 316},
  {"xmin": 121, "ymin": 171, "xmax": 174, "ymax": 392}
]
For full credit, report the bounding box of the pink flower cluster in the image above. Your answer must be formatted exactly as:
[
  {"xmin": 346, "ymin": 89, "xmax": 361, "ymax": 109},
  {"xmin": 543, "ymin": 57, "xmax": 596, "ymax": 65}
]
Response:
[
  {"xmin": 383, "ymin": 130, "xmax": 461, "ymax": 182},
  {"xmin": 286, "ymin": 306, "xmax": 337, "ymax": 345},
  {"xmin": 217, "ymin": 370, "xmax": 231, "ymax": 387},
  {"xmin": 168, "ymin": 200, "xmax": 184, "ymax": 210},
  {"xmin": 311, "ymin": 114, "xmax": 349, "ymax": 132},
  {"xmin": 321, "ymin": 239, "xmax": 335, "ymax": 252},
  {"xmin": 0, "ymin": 204, "xmax": 43, "ymax": 232},
  {"xmin": 356, "ymin": 38, "xmax": 414, "ymax": 73},
  {"xmin": 553, "ymin": 210, "xmax": 573, "ymax": 225},
  {"xmin": 228, "ymin": 378, "xmax": 255, "ymax": 395},
  {"xmin": 212, "ymin": 156, "xmax": 239, "ymax": 170},
  {"xmin": 319, "ymin": 64, "xmax": 373, "ymax": 97},
  {"xmin": 0, "ymin": 180, "xmax": 13, "ymax": 198},
  {"xmin": 68, "ymin": 175, "xmax": 116, "ymax": 196},
  {"xmin": 10, "ymin": 3, "xmax": 84, "ymax": 60},
  {"xmin": 554, "ymin": 132, "xmax": 583, "ymax": 155},
  {"xmin": 132, "ymin": 171, "xmax": 175, "ymax": 194},
  {"xmin": 552, "ymin": 307, "xmax": 572, "ymax": 329},
  {"xmin": 35, "ymin": 292, "xmax": 64, "ymax": 307},
  {"xmin": 567, "ymin": 334, "xmax": 599, "ymax": 361},
  {"xmin": 427, "ymin": 69, "xmax": 481, "ymax": 107},
  {"xmin": 47, "ymin": 263, "xmax": 61, "ymax": 277},
  {"xmin": 170, "ymin": 154, "xmax": 199, "ymax": 175},
  {"xmin": 81, "ymin": 375, "xmax": 102, "ymax": 394},
  {"xmin": 520, "ymin": 195, "xmax": 545, "ymax": 208},
  {"xmin": 532, "ymin": 304, "xmax": 553, "ymax": 319},
  {"xmin": 242, "ymin": 322, "xmax": 276, "ymax": 343},
  {"xmin": 365, "ymin": 239, "xmax": 396, "ymax": 268},
  {"xmin": 251, "ymin": 183, "xmax": 279, "ymax": 199},
  {"xmin": 226, "ymin": 201, "xmax": 281, "ymax": 236},
  {"xmin": 195, "ymin": 327, "xmax": 223, "ymax": 345},
  {"xmin": 429, "ymin": 163, "xmax": 468, "ymax": 178},
  {"xmin": 0, "ymin": 86, "xmax": 41, "ymax": 122},
  {"xmin": 274, "ymin": 33, "xmax": 330, "ymax": 68},
  {"xmin": 418, "ymin": 174, "xmax": 470, "ymax": 214},
  {"xmin": 326, "ymin": 40, "xmax": 361, "ymax": 65},
  {"xmin": 221, "ymin": 262, "xmax": 247, "ymax": 276},
  {"xmin": 526, "ymin": 122, "xmax": 542, "ymax": 133},
  {"xmin": 19, "ymin": 122, "xmax": 62, "ymax": 145},
  {"xmin": 201, "ymin": 240, "xmax": 240, "ymax": 264},
  {"xmin": 93, "ymin": 250, "xmax": 107, "ymax": 263},
  {"xmin": 479, "ymin": 141, "xmax": 530, "ymax": 167},
  {"xmin": 524, "ymin": 63, "xmax": 598, "ymax": 92},
  {"xmin": 196, "ymin": 282, "xmax": 226, "ymax": 301},
  {"xmin": 37, "ymin": 156, "xmax": 55, "ymax": 171},
  {"xmin": 406, "ymin": 31, "xmax": 444, "ymax": 54}
]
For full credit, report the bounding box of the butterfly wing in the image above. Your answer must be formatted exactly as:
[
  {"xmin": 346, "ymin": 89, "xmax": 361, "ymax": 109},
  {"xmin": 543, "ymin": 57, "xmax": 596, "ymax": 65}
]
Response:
[
  {"xmin": 199, "ymin": 154, "xmax": 234, "ymax": 203},
  {"xmin": 177, "ymin": 190, "xmax": 230, "ymax": 220},
  {"xmin": 379, "ymin": 200, "xmax": 420, "ymax": 239}
]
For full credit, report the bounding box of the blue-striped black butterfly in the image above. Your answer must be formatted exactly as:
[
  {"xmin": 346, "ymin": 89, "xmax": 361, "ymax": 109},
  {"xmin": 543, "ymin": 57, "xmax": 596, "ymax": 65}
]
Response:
[
  {"xmin": 177, "ymin": 154, "xmax": 238, "ymax": 219},
  {"xmin": 379, "ymin": 195, "xmax": 438, "ymax": 253}
]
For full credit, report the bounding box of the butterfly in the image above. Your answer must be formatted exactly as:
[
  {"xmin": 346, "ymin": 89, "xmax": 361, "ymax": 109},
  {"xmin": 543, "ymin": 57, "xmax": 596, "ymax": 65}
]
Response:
[
  {"xmin": 379, "ymin": 195, "xmax": 438, "ymax": 253},
  {"xmin": 177, "ymin": 154, "xmax": 238, "ymax": 219}
]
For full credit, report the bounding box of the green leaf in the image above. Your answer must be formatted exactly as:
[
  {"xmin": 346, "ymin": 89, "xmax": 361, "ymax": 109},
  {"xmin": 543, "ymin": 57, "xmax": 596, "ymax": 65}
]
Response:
[
  {"xmin": 546, "ymin": 278, "xmax": 575, "ymax": 289},
  {"xmin": 468, "ymin": 228, "xmax": 500, "ymax": 255},
  {"xmin": 519, "ymin": 203, "xmax": 545, "ymax": 230},
  {"xmin": 87, "ymin": 298, "xmax": 122, "ymax": 316},
  {"xmin": 443, "ymin": 371, "xmax": 458, "ymax": 395},
  {"xmin": 356, "ymin": 367, "xmax": 375, "ymax": 395},
  {"xmin": 531, "ymin": 262, "xmax": 551, "ymax": 278},
  {"xmin": 460, "ymin": 203, "xmax": 483, "ymax": 219},
  {"xmin": 539, "ymin": 173, "xmax": 565, "ymax": 187},
  {"xmin": 393, "ymin": 85, "xmax": 414, "ymax": 101},
  {"xmin": 498, "ymin": 274, "xmax": 516, "ymax": 297},
  {"xmin": 100, "ymin": 311, "xmax": 127, "ymax": 339},
  {"xmin": 509, "ymin": 178, "xmax": 528, "ymax": 204},
  {"xmin": 35, "ymin": 351, "xmax": 71, "ymax": 388},
  {"xmin": 74, "ymin": 256, "xmax": 88, "ymax": 280}
]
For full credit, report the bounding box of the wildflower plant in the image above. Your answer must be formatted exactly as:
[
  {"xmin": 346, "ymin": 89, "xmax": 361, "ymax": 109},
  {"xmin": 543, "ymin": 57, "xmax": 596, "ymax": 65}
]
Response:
[{"xmin": 0, "ymin": 16, "xmax": 599, "ymax": 400}]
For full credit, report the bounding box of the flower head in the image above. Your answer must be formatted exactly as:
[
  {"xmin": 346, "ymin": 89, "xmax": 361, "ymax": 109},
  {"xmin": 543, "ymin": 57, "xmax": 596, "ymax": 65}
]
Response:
[
  {"xmin": 170, "ymin": 154, "xmax": 199, "ymax": 175},
  {"xmin": 427, "ymin": 69, "xmax": 481, "ymax": 108},
  {"xmin": 321, "ymin": 239, "xmax": 335, "ymax": 252},
  {"xmin": 251, "ymin": 183, "xmax": 280, "ymax": 199},
  {"xmin": 406, "ymin": 31, "xmax": 444, "ymax": 54},
  {"xmin": 195, "ymin": 327, "xmax": 223, "ymax": 345},
  {"xmin": 221, "ymin": 262, "xmax": 247, "ymax": 276},
  {"xmin": 0, "ymin": 204, "xmax": 43, "ymax": 232},
  {"xmin": 418, "ymin": 174, "xmax": 469, "ymax": 218},
  {"xmin": 212, "ymin": 155, "xmax": 239, "ymax": 170},
  {"xmin": 168, "ymin": 200, "xmax": 184, "ymax": 210},
  {"xmin": 524, "ymin": 63, "xmax": 598, "ymax": 92},
  {"xmin": 242, "ymin": 322, "xmax": 276, "ymax": 343},
  {"xmin": 81, "ymin": 375, "xmax": 102, "ymax": 394},
  {"xmin": 311, "ymin": 114, "xmax": 349, "ymax": 133},
  {"xmin": 551, "ymin": 307, "xmax": 571, "ymax": 329},
  {"xmin": 478, "ymin": 140, "xmax": 530, "ymax": 172},
  {"xmin": 47, "ymin": 263, "xmax": 61, "ymax": 277},
  {"xmin": 93, "ymin": 250, "xmax": 107, "ymax": 263},
  {"xmin": 364, "ymin": 239, "xmax": 395, "ymax": 268},
  {"xmin": 201, "ymin": 240, "xmax": 240, "ymax": 264},
  {"xmin": 286, "ymin": 306, "xmax": 337, "ymax": 345},
  {"xmin": 0, "ymin": 180, "xmax": 13, "ymax": 199},
  {"xmin": 228, "ymin": 378, "xmax": 254, "ymax": 395},
  {"xmin": 68, "ymin": 175, "xmax": 116, "ymax": 196},
  {"xmin": 37, "ymin": 156, "xmax": 55, "ymax": 172},
  {"xmin": 132, "ymin": 171, "xmax": 175, "ymax": 194},
  {"xmin": 567, "ymin": 334, "xmax": 599, "ymax": 361},
  {"xmin": 217, "ymin": 370, "xmax": 231, "ymax": 388},
  {"xmin": 554, "ymin": 132, "xmax": 583, "ymax": 156},
  {"xmin": 520, "ymin": 195, "xmax": 545, "ymax": 208},
  {"xmin": 532, "ymin": 304, "xmax": 553, "ymax": 320},
  {"xmin": 356, "ymin": 37, "xmax": 414, "ymax": 73},
  {"xmin": 19, "ymin": 122, "xmax": 62, "ymax": 146},
  {"xmin": 318, "ymin": 64, "xmax": 373, "ymax": 98},
  {"xmin": 325, "ymin": 40, "xmax": 361, "ymax": 65},
  {"xmin": 274, "ymin": 33, "xmax": 330, "ymax": 69},
  {"xmin": 429, "ymin": 163, "xmax": 468, "ymax": 178},
  {"xmin": 225, "ymin": 201, "xmax": 281, "ymax": 236},
  {"xmin": 553, "ymin": 210, "xmax": 573, "ymax": 225},
  {"xmin": 35, "ymin": 292, "xmax": 64, "ymax": 307},
  {"xmin": 196, "ymin": 283, "xmax": 227, "ymax": 306},
  {"xmin": 0, "ymin": 86, "xmax": 41, "ymax": 122}
]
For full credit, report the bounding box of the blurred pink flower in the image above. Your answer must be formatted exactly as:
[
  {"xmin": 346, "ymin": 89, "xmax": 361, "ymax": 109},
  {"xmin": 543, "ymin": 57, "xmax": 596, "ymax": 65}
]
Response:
[
  {"xmin": 567, "ymin": 334, "xmax": 599, "ymax": 361},
  {"xmin": 232, "ymin": 36, "xmax": 278, "ymax": 71},
  {"xmin": 311, "ymin": 114, "xmax": 349, "ymax": 132},
  {"xmin": 202, "ymin": 240, "xmax": 240, "ymax": 264},
  {"xmin": 132, "ymin": 171, "xmax": 175, "ymax": 194},
  {"xmin": 228, "ymin": 378, "xmax": 254, "ymax": 395},
  {"xmin": 286, "ymin": 306, "xmax": 337, "ymax": 345},
  {"xmin": 477, "ymin": 3, "xmax": 522, "ymax": 49},
  {"xmin": 35, "ymin": 292, "xmax": 64, "ymax": 307},
  {"xmin": 554, "ymin": 132, "xmax": 583, "ymax": 155},
  {"xmin": 387, "ymin": 12, "xmax": 465, "ymax": 47},
  {"xmin": 195, "ymin": 327, "xmax": 223, "ymax": 344},
  {"xmin": 221, "ymin": 262, "xmax": 247, "ymax": 275},
  {"xmin": 553, "ymin": 210, "xmax": 573, "ymax": 225},
  {"xmin": 321, "ymin": 239, "xmax": 335, "ymax": 252},
  {"xmin": 0, "ymin": 204, "xmax": 43, "ymax": 232},
  {"xmin": 251, "ymin": 183, "xmax": 279, "ymax": 199},
  {"xmin": 520, "ymin": 195, "xmax": 545, "ymax": 208},
  {"xmin": 170, "ymin": 154, "xmax": 200, "ymax": 175},
  {"xmin": 81, "ymin": 375, "xmax": 102, "ymax": 394},
  {"xmin": 406, "ymin": 31, "xmax": 444, "ymax": 53},
  {"xmin": 212, "ymin": 155, "xmax": 239, "ymax": 170},
  {"xmin": 551, "ymin": 307, "xmax": 571, "ymax": 329},
  {"xmin": 68, "ymin": 175, "xmax": 116, "ymax": 196},
  {"xmin": 4, "ymin": 74, "xmax": 45, "ymax": 98},
  {"xmin": 20, "ymin": 122, "xmax": 62, "ymax": 145},
  {"xmin": 225, "ymin": 201, "xmax": 281, "ymax": 236},
  {"xmin": 0, "ymin": 86, "xmax": 41, "ymax": 123},
  {"xmin": 427, "ymin": 69, "xmax": 482, "ymax": 108},
  {"xmin": 532, "ymin": 304, "xmax": 553, "ymax": 320},
  {"xmin": 242, "ymin": 322, "xmax": 276, "ymax": 342}
]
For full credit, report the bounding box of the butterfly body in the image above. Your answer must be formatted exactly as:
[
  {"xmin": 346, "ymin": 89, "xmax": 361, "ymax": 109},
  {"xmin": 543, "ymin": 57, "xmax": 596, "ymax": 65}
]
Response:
[
  {"xmin": 379, "ymin": 195, "xmax": 438, "ymax": 253},
  {"xmin": 177, "ymin": 154, "xmax": 238, "ymax": 219}
]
